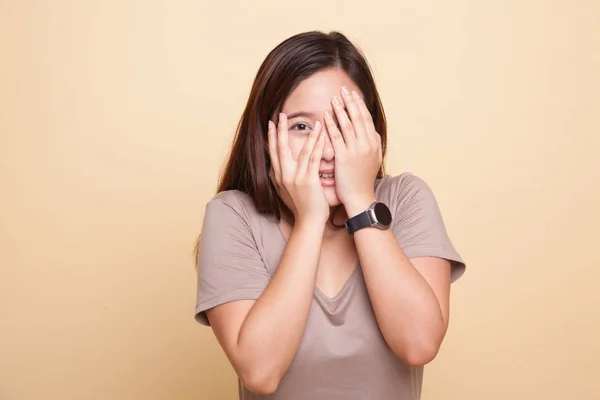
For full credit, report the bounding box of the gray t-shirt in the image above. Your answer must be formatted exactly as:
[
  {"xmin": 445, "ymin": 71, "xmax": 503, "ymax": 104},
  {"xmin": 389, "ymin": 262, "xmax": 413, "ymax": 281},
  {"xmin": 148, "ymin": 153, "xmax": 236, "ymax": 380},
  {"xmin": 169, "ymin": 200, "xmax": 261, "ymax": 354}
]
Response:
[{"xmin": 195, "ymin": 172, "xmax": 466, "ymax": 400}]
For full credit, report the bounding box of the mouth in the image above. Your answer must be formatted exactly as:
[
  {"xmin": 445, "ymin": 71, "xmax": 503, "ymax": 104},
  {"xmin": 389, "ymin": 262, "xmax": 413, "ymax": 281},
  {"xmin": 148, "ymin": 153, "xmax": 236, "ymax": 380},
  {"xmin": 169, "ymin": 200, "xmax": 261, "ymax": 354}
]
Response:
[{"xmin": 319, "ymin": 171, "xmax": 335, "ymax": 187}]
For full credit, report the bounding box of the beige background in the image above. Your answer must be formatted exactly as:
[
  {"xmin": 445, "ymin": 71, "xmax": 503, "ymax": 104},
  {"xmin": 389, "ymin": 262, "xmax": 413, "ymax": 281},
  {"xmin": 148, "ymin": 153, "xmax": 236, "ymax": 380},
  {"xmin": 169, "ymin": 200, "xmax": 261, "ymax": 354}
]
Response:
[{"xmin": 1, "ymin": 1, "xmax": 599, "ymax": 399}]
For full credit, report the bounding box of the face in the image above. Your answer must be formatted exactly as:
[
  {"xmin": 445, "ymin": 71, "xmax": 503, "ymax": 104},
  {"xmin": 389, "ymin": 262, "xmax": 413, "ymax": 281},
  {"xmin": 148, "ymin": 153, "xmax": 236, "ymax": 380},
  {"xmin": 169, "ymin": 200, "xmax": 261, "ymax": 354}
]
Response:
[{"xmin": 278, "ymin": 68, "xmax": 363, "ymax": 207}]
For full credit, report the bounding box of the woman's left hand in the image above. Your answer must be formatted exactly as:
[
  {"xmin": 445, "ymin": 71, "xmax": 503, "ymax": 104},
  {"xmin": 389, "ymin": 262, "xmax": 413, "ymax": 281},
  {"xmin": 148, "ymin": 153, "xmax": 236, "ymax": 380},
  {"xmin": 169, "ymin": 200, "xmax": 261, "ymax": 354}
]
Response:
[{"xmin": 324, "ymin": 86, "xmax": 383, "ymax": 217}]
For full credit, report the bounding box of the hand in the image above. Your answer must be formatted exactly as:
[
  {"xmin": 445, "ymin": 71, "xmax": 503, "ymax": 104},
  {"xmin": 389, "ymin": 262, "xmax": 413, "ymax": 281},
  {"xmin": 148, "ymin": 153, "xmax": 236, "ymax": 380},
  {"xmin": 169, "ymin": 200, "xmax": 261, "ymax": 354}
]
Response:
[
  {"xmin": 324, "ymin": 87, "xmax": 382, "ymax": 216},
  {"xmin": 268, "ymin": 113, "xmax": 330, "ymax": 224}
]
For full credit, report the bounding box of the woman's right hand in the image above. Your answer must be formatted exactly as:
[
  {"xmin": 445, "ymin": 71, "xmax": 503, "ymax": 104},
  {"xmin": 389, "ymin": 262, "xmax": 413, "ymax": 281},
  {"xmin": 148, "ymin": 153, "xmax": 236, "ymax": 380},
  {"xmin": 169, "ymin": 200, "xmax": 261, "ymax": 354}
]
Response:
[{"xmin": 268, "ymin": 113, "xmax": 329, "ymax": 225}]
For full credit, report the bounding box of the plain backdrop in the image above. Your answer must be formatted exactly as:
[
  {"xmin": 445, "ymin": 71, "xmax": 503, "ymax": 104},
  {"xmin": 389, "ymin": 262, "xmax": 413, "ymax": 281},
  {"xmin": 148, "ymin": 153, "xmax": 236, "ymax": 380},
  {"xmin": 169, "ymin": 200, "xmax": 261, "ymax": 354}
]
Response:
[{"xmin": 1, "ymin": 1, "xmax": 599, "ymax": 399}]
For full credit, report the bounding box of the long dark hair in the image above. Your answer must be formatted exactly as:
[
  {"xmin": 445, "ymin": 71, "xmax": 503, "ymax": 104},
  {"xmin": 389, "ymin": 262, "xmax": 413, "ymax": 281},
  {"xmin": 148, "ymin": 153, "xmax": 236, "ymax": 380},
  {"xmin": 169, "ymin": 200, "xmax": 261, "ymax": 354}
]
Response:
[
  {"xmin": 195, "ymin": 31, "xmax": 388, "ymax": 259},
  {"xmin": 219, "ymin": 30, "xmax": 387, "ymax": 211}
]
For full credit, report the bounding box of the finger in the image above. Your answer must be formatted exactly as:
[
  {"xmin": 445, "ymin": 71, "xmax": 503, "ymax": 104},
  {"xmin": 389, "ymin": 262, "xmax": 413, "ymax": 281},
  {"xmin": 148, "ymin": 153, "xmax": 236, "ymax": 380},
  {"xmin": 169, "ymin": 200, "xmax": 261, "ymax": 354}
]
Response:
[
  {"xmin": 269, "ymin": 166, "xmax": 279, "ymax": 191},
  {"xmin": 307, "ymin": 128, "xmax": 326, "ymax": 177},
  {"xmin": 341, "ymin": 87, "xmax": 367, "ymax": 141},
  {"xmin": 277, "ymin": 113, "xmax": 293, "ymax": 172},
  {"xmin": 351, "ymin": 90, "xmax": 377, "ymax": 142},
  {"xmin": 296, "ymin": 121, "xmax": 322, "ymax": 174},
  {"xmin": 324, "ymin": 110, "xmax": 347, "ymax": 155},
  {"xmin": 331, "ymin": 95, "xmax": 356, "ymax": 148},
  {"xmin": 267, "ymin": 120, "xmax": 282, "ymax": 183}
]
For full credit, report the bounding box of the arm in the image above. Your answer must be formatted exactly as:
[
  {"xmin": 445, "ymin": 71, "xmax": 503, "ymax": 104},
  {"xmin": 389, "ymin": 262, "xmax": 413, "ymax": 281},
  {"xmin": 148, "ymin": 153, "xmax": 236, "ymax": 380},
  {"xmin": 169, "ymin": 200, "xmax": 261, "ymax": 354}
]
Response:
[
  {"xmin": 346, "ymin": 197, "xmax": 451, "ymax": 366},
  {"xmin": 206, "ymin": 219, "xmax": 324, "ymax": 394},
  {"xmin": 200, "ymin": 111, "xmax": 329, "ymax": 394},
  {"xmin": 324, "ymin": 87, "xmax": 462, "ymax": 366}
]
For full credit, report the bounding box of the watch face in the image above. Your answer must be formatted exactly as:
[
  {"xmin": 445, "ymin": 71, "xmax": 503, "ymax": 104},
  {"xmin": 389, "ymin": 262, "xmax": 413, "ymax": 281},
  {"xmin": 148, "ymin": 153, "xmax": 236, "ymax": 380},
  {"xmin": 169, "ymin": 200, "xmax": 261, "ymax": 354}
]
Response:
[{"xmin": 373, "ymin": 202, "xmax": 392, "ymax": 226}]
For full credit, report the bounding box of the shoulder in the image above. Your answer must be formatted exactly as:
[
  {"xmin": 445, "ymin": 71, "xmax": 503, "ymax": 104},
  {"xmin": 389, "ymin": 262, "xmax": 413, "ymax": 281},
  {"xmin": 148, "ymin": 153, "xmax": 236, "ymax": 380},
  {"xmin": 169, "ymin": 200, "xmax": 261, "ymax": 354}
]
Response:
[
  {"xmin": 376, "ymin": 172, "xmax": 435, "ymax": 203},
  {"xmin": 376, "ymin": 172, "xmax": 446, "ymax": 227},
  {"xmin": 379, "ymin": 173, "xmax": 466, "ymax": 280},
  {"xmin": 204, "ymin": 190, "xmax": 260, "ymax": 231},
  {"xmin": 206, "ymin": 190, "xmax": 259, "ymax": 217}
]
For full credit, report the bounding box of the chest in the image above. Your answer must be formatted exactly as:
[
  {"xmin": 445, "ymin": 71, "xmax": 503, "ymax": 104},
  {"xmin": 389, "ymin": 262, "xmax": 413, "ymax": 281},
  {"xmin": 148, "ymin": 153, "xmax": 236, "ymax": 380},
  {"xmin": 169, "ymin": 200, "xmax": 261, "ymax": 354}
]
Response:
[
  {"xmin": 276, "ymin": 218, "xmax": 360, "ymax": 299},
  {"xmin": 315, "ymin": 232, "xmax": 359, "ymax": 299},
  {"xmin": 283, "ymin": 271, "xmax": 405, "ymax": 389}
]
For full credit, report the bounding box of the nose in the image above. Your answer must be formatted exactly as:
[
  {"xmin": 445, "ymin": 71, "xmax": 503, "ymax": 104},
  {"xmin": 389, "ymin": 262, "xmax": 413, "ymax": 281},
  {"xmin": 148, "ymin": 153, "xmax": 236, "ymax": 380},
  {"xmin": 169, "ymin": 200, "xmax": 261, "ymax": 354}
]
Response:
[{"xmin": 321, "ymin": 124, "xmax": 334, "ymax": 161}]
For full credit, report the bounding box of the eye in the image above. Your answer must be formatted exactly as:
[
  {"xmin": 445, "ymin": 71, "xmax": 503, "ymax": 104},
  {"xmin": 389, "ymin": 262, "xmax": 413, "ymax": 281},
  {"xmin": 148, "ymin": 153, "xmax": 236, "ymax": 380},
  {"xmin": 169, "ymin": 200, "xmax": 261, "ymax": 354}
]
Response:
[{"xmin": 290, "ymin": 123, "xmax": 311, "ymax": 133}]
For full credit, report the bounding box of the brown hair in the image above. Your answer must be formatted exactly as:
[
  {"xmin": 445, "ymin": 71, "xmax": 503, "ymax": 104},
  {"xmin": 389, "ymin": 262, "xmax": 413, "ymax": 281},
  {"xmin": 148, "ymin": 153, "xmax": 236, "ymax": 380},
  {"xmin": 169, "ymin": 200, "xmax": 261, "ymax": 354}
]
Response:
[{"xmin": 195, "ymin": 31, "xmax": 388, "ymax": 260}]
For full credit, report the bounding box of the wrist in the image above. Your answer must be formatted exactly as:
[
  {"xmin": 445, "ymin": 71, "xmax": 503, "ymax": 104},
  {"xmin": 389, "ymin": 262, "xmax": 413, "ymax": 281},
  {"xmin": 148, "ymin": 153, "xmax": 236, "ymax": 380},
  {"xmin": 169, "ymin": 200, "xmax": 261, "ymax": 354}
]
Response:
[
  {"xmin": 294, "ymin": 217, "xmax": 327, "ymax": 233},
  {"xmin": 344, "ymin": 194, "xmax": 377, "ymax": 218}
]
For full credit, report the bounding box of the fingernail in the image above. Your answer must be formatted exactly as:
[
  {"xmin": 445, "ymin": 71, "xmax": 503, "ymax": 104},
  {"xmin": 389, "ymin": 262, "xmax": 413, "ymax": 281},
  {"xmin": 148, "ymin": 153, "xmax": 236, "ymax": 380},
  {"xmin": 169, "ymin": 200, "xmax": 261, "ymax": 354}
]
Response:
[
  {"xmin": 352, "ymin": 91, "xmax": 361, "ymax": 100},
  {"xmin": 341, "ymin": 86, "xmax": 350, "ymax": 96},
  {"xmin": 268, "ymin": 120, "xmax": 274, "ymax": 129},
  {"xmin": 279, "ymin": 112, "xmax": 285, "ymax": 120},
  {"xmin": 324, "ymin": 110, "xmax": 332, "ymax": 120},
  {"xmin": 315, "ymin": 120, "xmax": 321, "ymax": 130},
  {"xmin": 333, "ymin": 96, "xmax": 341, "ymax": 106}
]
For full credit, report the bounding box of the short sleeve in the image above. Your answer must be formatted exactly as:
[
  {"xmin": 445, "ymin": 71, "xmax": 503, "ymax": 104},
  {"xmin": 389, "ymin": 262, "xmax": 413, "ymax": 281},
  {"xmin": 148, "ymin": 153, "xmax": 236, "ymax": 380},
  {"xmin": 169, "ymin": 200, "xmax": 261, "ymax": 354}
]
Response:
[
  {"xmin": 194, "ymin": 193, "xmax": 271, "ymax": 325},
  {"xmin": 391, "ymin": 174, "xmax": 466, "ymax": 282}
]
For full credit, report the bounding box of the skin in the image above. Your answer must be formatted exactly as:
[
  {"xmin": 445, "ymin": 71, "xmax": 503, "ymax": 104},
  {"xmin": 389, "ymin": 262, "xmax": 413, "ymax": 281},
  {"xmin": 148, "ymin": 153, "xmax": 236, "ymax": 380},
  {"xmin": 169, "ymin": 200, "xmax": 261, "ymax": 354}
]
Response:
[{"xmin": 206, "ymin": 68, "xmax": 453, "ymax": 395}]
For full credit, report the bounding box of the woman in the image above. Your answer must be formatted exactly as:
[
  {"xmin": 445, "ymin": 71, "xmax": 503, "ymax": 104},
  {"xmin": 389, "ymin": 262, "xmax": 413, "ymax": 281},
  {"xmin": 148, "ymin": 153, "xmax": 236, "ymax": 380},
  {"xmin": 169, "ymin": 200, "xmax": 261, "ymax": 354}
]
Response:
[{"xmin": 194, "ymin": 30, "xmax": 466, "ymax": 399}]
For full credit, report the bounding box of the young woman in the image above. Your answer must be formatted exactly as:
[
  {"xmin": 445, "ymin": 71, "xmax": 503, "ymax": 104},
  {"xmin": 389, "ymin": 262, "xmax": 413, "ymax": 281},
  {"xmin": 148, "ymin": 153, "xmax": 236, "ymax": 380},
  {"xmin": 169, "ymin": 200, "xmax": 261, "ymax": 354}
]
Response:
[{"xmin": 194, "ymin": 30, "xmax": 466, "ymax": 400}]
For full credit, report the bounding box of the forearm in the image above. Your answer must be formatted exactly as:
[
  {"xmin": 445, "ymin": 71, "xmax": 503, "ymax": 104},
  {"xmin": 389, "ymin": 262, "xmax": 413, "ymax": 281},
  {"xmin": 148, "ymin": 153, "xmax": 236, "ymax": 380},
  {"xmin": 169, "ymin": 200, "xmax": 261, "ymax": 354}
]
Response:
[
  {"xmin": 353, "ymin": 226, "xmax": 446, "ymax": 364},
  {"xmin": 345, "ymin": 196, "xmax": 446, "ymax": 364},
  {"xmin": 236, "ymin": 219, "xmax": 324, "ymax": 384}
]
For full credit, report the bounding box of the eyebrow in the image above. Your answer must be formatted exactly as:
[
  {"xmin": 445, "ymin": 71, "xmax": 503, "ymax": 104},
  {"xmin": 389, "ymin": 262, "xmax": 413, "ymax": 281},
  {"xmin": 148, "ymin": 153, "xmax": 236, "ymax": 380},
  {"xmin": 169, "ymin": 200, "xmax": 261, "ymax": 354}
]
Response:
[
  {"xmin": 286, "ymin": 107, "xmax": 348, "ymax": 120},
  {"xmin": 287, "ymin": 111, "xmax": 316, "ymax": 120}
]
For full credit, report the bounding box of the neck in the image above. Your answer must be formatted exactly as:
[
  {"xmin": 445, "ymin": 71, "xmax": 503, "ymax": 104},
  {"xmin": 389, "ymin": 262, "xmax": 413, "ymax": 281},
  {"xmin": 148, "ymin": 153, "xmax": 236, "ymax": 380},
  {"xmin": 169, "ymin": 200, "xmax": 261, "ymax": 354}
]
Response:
[
  {"xmin": 323, "ymin": 205, "xmax": 347, "ymax": 238},
  {"xmin": 279, "ymin": 205, "xmax": 348, "ymax": 239}
]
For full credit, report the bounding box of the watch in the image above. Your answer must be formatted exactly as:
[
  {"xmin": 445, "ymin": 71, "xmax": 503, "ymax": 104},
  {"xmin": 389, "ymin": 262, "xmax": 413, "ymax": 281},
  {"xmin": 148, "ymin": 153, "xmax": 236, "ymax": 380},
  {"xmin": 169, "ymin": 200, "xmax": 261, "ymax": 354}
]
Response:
[{"xmin": 344, "ymin": 201, "xmax": 392, "ymax": 235}]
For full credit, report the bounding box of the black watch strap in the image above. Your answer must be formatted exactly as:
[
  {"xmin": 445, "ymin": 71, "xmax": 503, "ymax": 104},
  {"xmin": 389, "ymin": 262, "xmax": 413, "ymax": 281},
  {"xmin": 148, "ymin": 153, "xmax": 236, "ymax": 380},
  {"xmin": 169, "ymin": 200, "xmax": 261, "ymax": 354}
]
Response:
[{"xmin": 344, "ymin": 209, "xmax": 373, "ymax": 235}]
